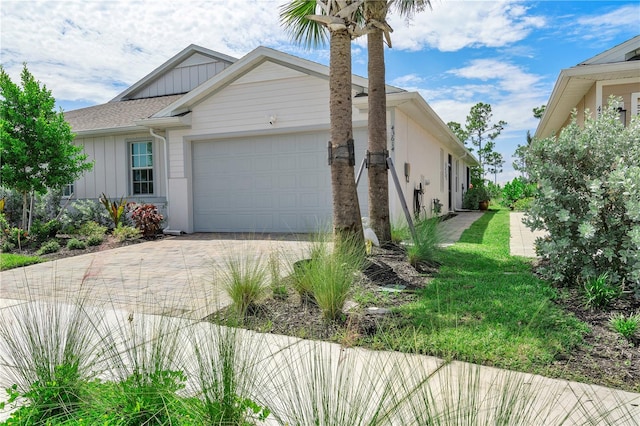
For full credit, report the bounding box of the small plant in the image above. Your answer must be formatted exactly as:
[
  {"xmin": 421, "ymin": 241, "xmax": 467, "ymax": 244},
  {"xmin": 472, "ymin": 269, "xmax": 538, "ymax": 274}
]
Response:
[
  {"xmin": 129, "ymin": 202, "xmax": 164, "ymax": 237},
  {"xmin": 37, "ymin": 239, "xmax": 61, "ymax": 255},
  {"xmin": 583, "ymin": 272, "xmax": 620, "ymax": 309},
  {"xmin": 609, "ymin": 312, "xmax": 640, "ymax": 340},
  {"xmin": 187, "ymin": 324, "xmax": 271, "ymax": 425},
  {"xmin": 67, "ymin": 238, "xmax": 87, "ymax": 250},
  {"xmin": 300, "ymin": 234, "xmax": 365, "ymax": 321},
  {"xmin": 112, "ymin": 224, "xmax": 141, "ymax": 242},
  {"xmin": 78, "ymin": 220, "xmax": 107, "ymax": 237},
  {"xmin": 407, "ymin": 217, "xmax": 441, "ymax": 268},
  {"xmin": 391, "ymin": 220, "xmax": 411, "ymax": 244},
  {"xmin": 220, "ymin": 253, "xmax": 268, "ymax": 318},
  {"xmin": 99, "ymin": 193, "xmax": 127, "ymax": 228},
  {"xmin": 269, "ymin": 252, "xmax": 288, "ymax": 300},
  {"xmin": 60, "ymin": 199, "xmax": 110, "ymax": 231},
  {"xmin": 86, "ymin": 233, "xmax": 104, "ymax": 246}
]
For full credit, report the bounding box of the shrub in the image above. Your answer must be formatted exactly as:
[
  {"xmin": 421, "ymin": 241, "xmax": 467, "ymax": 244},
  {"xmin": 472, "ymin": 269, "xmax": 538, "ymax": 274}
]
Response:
[
  {"xmin": 60, "ymin": 199, "xmax": 110, "ymax": 231},
  {"xmin": 221, "ymin": 253, "xmax": 268, "ymax": 318},
  {"xmin": 37, "ymin": 239, "xmax": 61, "ymax": 255},
  {"xmin": 525, "ymin": 99, "xmax": 640, "ymax": 296},
  {"xmin": 502, "ymin": 177, "xmax": 537, "ymax": 210},
  {"xmin": 583, "ymin": 272, "xmax": 621, "ymax": 309},
  {"xmin": 86, "ymin": 233, "xmax": 104, "ymax": 246},
  {"xmin": 78, "ymin": 221, "xmax": 107, "ymax": 237},
  {"xmin": 462, "ymin": 185, "xmax": 490, "ymax": 210},
  {"xmin": 66, "ymin": 238, "xmax": 86, "ymax": 250},
  {"xmin": 29, "ymin": 219, "xmax": 61, "ymax": 244},
  {"xmin": 112, "ymin": 224, "xmax": 141, "ymax": 242},
  {"xmin": 130, "ymin": 202, "xmax": 164, "ymax": 237},
  {"xmin": 609, "ymin": 312, "xmax": 640, "ymax": 340},
  {"xmin": 512, "ymin": 197, "xmax": 534, "ymax": 211}
]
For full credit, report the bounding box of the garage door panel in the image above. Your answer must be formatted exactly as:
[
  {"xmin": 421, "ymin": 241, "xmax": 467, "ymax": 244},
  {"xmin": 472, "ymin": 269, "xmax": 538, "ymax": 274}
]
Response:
[{"xmin": 193, "ymin": 130, "xmax": 367, "ymax": 233}]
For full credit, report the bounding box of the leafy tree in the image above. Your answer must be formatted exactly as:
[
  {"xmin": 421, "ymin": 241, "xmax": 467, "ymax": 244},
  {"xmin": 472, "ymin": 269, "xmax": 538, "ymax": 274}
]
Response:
[
  {"xmin": 448, "ymin": 102, "xmax": 506, "ymax": 179},
  {"xmin": 447, "ymin": 121, "xmax": 468, "ymax": 143},
  {"xmin": 280, "ymin": 0, "xmax": 364, "ymax": 247},
  {"xmin": 512, "ymin": 130, "xmax": 532, "ymax": 180},
  {"xmin": 1, "ymin": 65, "xmax": 93, "ymax": 230},
  {"xmin": 362, "ymin": 0, "xmax": 431, "ymax": 244},
  {"xmin": 525, "ymin": 99, "xmax": 639, "ymax": 297},
  {"xmin": 485, "ymin": 151, "xmax": 504, "ymax": 184}
]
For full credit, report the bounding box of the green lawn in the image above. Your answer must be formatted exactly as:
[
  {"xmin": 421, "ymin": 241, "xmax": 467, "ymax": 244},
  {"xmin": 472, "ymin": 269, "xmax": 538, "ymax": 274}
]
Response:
[
  {"xmin": 366, "ymin": 209, "xmax": 589, "ymax": 374},
  {"xmin": 0, "ymin": 253, "xmax": 42, "ymax": 270}
]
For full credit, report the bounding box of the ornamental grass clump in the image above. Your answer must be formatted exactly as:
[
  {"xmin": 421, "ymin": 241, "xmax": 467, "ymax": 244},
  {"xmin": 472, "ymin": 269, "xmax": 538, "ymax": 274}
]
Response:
[
  {"xmin": 407, "ymin": 217, "xmax": 442, "ymax": 268},
  {"xmin": 525, "ymin": 99, "xmax": 640, "ymax": 297},
  {"xmin": 220, "ymin": 252, "xmax": 268, "ymax": 318},
  {"xmin": 0, "ymin": 291, "xmax": 105, "ymax": 423},
  {"xmin": 185, "ymin": 323, "xmax": 271, "ymax": 424}
]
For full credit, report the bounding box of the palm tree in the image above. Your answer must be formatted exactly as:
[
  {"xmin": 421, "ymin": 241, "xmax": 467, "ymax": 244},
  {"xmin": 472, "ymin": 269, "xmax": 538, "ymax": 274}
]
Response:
[
  {"xmin": 362, "ymin": 0, "xmax": 430, "ymax": 243},
  {"xmin": 280, "ymin": 0, "xmax": 364, "ymax": 245}
]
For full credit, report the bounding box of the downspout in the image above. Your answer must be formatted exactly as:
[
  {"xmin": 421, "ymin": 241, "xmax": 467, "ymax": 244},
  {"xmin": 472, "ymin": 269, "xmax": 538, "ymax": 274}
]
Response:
[{"xmin": 149, "ymin": 128, "xmax": 181, "ymax": 235}]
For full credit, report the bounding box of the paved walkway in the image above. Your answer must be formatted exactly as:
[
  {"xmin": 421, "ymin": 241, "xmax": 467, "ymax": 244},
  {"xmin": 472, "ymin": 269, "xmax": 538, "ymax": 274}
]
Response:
[
  {"xmin": 510, "ymin": 211, "xmax": 547, "ymax": 257},
  {"xmin": 1, "ymin": 212, "xmax": 638, "ymax": 424}
]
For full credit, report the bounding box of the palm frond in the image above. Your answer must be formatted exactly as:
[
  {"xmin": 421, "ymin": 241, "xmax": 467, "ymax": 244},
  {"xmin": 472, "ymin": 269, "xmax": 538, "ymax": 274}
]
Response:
[{"xmin": 279, "ymin": 0, "xmax": 329, "ymax": 49}]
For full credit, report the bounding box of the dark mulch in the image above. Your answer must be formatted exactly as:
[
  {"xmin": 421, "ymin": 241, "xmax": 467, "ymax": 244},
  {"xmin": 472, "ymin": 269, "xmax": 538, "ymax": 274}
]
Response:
[{"xmin": 206, "ymin": 244, "xmax": 640, "ymax": 392}]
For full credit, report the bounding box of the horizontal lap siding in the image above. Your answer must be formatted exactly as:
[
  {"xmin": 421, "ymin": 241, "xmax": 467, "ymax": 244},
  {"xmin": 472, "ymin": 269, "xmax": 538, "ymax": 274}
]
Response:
[{"xmin": 191, "ymin": 73, "xmax": 330, "ymax": 134}]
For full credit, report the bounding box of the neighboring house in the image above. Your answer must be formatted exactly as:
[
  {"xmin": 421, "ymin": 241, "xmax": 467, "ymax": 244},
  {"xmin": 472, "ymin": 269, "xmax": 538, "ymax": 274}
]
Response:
[
  {"xmin": 535, "ymin": 35, "xmax": 640, "ymax": 140},
  {"xmin": 65, "ymin": 44, "xmax": 478, "ymax": 234}
]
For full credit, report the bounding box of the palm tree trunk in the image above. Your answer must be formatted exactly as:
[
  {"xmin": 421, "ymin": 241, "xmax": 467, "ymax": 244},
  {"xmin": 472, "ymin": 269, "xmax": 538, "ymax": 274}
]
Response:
[
  {"xmin": 367, "ymin": 28, "xmax": 392, "ymax": 244},
  {"xmin": 329, "ymin": 29, "xmax": 364, "ymax": 245}
]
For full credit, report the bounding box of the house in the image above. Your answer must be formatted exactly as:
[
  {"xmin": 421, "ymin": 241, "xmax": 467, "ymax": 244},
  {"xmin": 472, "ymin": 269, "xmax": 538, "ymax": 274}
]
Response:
[
  {"xmin": 64, "ymin": 45, "xmax": 478, "ymax": 234},
  {"xmin": 535, "ymin": 35, "xmax": 640, "ymax": 139}
]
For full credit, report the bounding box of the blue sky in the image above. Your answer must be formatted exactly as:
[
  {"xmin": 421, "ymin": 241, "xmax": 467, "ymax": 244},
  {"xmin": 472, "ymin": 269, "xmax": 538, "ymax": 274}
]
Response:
[{"xmin": 1, "ymin": 0, "xmax": 639, "ymax": 183}]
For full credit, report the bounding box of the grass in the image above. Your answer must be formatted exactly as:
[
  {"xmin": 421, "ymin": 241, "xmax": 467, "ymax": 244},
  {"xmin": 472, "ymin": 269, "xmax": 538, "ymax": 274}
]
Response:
[
  {"xmin": 365, "ymin": 209, "xmax": 590, "ymax": 375},
  {"xmin": 0, "ymin": 253, "xmax": 42, "ymax": 270}
]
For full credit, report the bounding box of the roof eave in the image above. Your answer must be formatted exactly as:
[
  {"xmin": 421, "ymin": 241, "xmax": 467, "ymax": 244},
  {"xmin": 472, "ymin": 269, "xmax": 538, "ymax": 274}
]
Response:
[
  {"xmin": 535, "ymin": 61, "xmax": 640, "ymax": 139},
  {"xmin": 356, "ymin": 92, "xmax": 478, "ymax": 165},
  {"xmin": 73, "ymin": 125, "xmax": 149, "ymax": 137}
]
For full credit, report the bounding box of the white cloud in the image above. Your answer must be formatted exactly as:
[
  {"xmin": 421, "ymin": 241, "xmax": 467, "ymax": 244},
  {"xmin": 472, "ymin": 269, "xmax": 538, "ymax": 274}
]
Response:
[
  {"xmin": 386, "ymin": 0, "xmax": 546, "ymax": 52},
  {"xmin": 390, "ymin": 73, "xmax": 425, "ymax": 87},
  {"xmin": 0, "ymin": 0, "xmax": 290, "ymax": 103}
]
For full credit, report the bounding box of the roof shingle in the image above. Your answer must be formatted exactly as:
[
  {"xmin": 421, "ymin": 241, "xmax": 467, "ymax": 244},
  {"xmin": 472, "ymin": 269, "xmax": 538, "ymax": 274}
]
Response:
[{"xmin": 64, "ymin": 95, "xmax": 183, "ymax": 133}]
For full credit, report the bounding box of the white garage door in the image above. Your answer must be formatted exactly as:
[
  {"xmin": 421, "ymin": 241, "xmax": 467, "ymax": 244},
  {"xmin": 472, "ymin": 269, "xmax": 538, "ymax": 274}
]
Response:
[{"xmin": 192, "ymin": 130, "xmax": 367, "ymax": 233}]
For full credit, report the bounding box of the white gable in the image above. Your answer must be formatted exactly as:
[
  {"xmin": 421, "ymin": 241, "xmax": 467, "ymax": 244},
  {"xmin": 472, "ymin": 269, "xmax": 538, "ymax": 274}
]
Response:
[{"xmin": 231, "ymin": 61, "xmax": 308, "ymax": 85}]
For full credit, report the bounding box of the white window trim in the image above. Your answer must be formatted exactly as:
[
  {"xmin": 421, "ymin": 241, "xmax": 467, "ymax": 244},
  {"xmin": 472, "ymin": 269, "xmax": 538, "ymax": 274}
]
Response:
[
  {"xmin": 632, "ymin": 92, "xmax": 640, "ymax": 117},
  {"xmin": 129, "ymin": 140, "xmax": 155, "ymax": 196}
]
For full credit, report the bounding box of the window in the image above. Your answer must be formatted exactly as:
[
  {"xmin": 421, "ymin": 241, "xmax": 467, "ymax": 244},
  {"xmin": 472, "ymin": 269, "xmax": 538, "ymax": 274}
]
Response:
[
  {"xmin": 131, "ymin": 141, "xmax": 154, "ymax": 195},
  {"xmin": 62, "ymin": 183, "xmax": 74, "ymax": 198}
]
